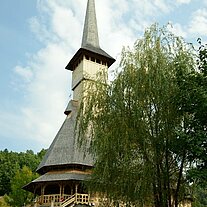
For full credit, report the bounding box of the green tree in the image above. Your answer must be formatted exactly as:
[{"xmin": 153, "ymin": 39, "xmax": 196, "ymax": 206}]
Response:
[
  {"xmin": 175, "ymin": 39, "xmax": 207, "ymax": 187},
  {"xmin": 0, "ymin": 149, "xmax": 46, "ymax": 197},
  {"xmin": 77, "ymin": 24, "xmax": 196, "ymax": 207},
  {"xmin": 0, "ymin": 196, "xmax": 10, "ymax": 207},
  {"xmin": 6, "ymin": 166, "xmax": 38, "ymax": 207},
  {"xmin": 192, "ymin": 185, "xmax": 207, "ymax": 207},
  {"xmin": 37, "ymin": 149, "xmax": 47, "ymax": 161},
  {"xmin": 0, "ymin": 150, "xmax": 20, "ymax": 195},
  {"xmin": 18, "ymin": 150, "xmax": 39, "ymax": 172}
]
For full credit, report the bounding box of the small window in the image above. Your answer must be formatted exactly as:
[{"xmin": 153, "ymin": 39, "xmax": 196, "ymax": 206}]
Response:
[
  {"xmin": 91, "ymin": 57, "xmax": 95, "ymax": 62},
  {"xmin": 96, "ymin": 59, "xmax": 101, "ymax": 64},
  {"xmin": 85, "ymin": 55, "xmax": 89, "ymax": 60}
]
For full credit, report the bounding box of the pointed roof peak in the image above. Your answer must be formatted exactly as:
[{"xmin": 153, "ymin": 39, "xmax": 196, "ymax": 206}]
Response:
[{"xmin": 81, "ymin": 0, "xmax": 100, "ymax": 48}]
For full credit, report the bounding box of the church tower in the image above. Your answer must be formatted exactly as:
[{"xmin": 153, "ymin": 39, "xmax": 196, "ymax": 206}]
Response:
[
  {"xmin": 23, "ymin": 1, "xmax": 115, "ymax": 207},
  {"xmin": 66, "ymin": 0, "xmax": 115, "ymax": 101}
]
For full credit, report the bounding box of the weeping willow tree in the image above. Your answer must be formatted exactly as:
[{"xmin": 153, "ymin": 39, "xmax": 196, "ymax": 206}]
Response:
[{"xmin": 77, "ymin": 24, "xmax": 196, "ymax": 207}]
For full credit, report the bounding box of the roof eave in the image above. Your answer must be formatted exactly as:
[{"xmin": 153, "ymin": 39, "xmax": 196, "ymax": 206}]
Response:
[
  {"xmin": 65, "ymin": 47, "xmax": 115, "ymax": 71},
  {"xmin": 23, "ymin": 172, "xmax": 91, "ymax": 193},
  {"xmin": 37, "ymin": 163, "xmax": 94, "ymax": 175}
]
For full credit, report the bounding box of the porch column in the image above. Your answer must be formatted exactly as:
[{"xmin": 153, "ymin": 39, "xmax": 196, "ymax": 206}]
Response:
[
  {"xmin": 60, "ymin": 183, "xmax": 62, "ymax": 197},
  {"xmin": 62, "ymin": 184, "xmax": 65, "ymax": 196},
  {"xmin": 41, "ymin": 185, "xmax": 45, "ymax": 204}
]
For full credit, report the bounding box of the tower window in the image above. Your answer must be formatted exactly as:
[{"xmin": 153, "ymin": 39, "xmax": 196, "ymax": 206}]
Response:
[
  {"xmin": 91, "ymin": 57, "xmax": 95, "ymax": 62},
  {"xmin": 96, "ymin": 59, "xmax": 101, "ymax": 64},
  {"xmin": 85, "ymin": 55, "xmax": 89, "ymax": 60}
]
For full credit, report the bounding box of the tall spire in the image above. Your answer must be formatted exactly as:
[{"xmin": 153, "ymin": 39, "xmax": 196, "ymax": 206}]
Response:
[
  {"xmin": 81, "ymin": 0, "xmax": 100, "ymax": 48},
  {"xmin": 65, "ymin": 0, "xmax": 115, "ymax": 71}
]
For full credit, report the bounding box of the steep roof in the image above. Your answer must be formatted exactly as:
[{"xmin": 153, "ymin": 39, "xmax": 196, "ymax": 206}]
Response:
[
  {"xmin": 82, "ymin": 0, "xmax": 99, "ymax": 49},
  {"xmin": 36, "ymin": 100, "xmax": 93, "ymax": 174}
]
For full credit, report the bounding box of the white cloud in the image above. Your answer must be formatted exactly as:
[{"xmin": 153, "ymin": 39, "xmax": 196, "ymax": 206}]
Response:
[
  {"xmin": 9, "ymin": 1, "xmax": 78, "ymax": 149},
  {"xmin": 3, "ymin": 0, "xmax": 206, "ymax": 152},
  {"xmin": 188, "ymin": 9, "xmax": 207, "ymax": 36},
  {"xmin": 154, "ymin": 0, "xmax": 171, "ymax": 13},
  {"xmin": 176, "ymin": 0, "xmax": 191, "ymax": 4},
  {"xmin": 15, "ymin": 0, "xmax": 139, "ymax": 150},
  {"xmin": 14, "ymin": 66, "xmax": 33, "ymax": 82},
  {"xmin": 29, "ymin": 17, "xmax": 54, "ymax": 44},
  {"xmin": 17, "ymin": 42, "xmax": 70, "ymax": 146},
  {"xmin": 167, "ymin": 22, "xmax": 187, "ymax": 38}
]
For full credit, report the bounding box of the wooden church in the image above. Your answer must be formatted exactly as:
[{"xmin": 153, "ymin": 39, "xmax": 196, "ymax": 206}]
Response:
[{"xmin": 23, "ymin": 0, "xmax": 115, "ymax": 206}]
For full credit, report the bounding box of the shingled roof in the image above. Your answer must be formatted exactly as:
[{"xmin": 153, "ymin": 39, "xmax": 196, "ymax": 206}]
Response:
[
  {"xmin": 23, "ymin": 171, "xmax": 90, "ymax": 193},
  {"xmin": 36, "ymin": 100, "xmax": 93, "ymax": 174},
  {"xmin": 82, "ymin": 0, "xmax": 99, "ymax": 49}
]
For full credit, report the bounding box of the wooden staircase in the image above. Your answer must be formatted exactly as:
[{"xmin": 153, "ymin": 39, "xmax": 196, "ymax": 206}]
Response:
[
  {"xmin": 61, "ymin": 194, "xmax": 75, "ymax": 207},
  {"xmin": 61, "ymin": 193, "xmax": 90, "ymax": 207}
]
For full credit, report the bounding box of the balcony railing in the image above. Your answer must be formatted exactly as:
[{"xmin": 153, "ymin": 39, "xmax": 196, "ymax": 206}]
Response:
[{"xmin": 35, "ymin": 193, "xmax": 91, "ymax": 207}]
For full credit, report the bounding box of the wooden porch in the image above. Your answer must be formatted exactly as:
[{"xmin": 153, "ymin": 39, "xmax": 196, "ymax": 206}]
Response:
[{"xmin": 34, "ymin": 193, "xmax": 94, "ymax": 207}]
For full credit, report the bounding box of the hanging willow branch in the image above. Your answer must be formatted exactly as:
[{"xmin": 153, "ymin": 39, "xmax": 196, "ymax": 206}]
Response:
[{"xmin": 76, "ymin": 24, "xmax": 196, "ymax": 207}]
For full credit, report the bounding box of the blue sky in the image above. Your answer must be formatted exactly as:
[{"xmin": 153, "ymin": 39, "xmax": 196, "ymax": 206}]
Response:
[{"xmin": 1, "ymin": 0, "xmax": 207, "ymax": 153}]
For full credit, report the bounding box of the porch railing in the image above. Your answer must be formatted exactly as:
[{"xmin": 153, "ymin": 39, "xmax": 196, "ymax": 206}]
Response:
[
  {"xmin": 35, "ymin": 193, "xmax": 91, "ymax": 207},
  {"xmin": 75, "ymin": 193, "xmax": 90, "ymax": 205}
]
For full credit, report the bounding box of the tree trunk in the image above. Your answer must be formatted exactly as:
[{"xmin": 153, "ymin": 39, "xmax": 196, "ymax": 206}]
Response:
[
  {"xmin": 153, "ymin": 183, "xmax": 159, "ymax": 207},
  {"xmin": 174, "ymin": 151, "xmax": 186, "ymax": 207},
  {"xmin": 165, "ymin": 140, "xmax": 172, "ymax": 207}
]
